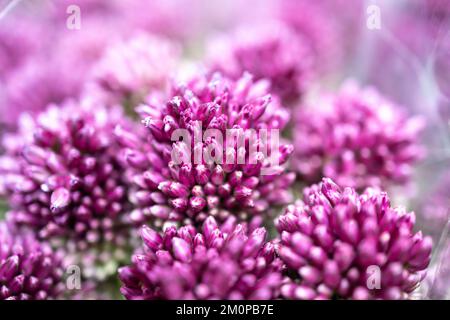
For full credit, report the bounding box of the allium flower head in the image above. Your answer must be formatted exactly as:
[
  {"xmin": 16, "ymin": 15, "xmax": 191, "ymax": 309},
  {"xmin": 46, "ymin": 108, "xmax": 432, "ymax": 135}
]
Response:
[
  {"xmin": 0, "ymin": 17, "xmax": 43, "ymax": 81},
  {"xmin": 118, "ymin": 72, "xmax": 295, "ymax": 226},
  {"xmin": 119, "ymin": 216, "xmax": 282, "ymax": 299},
  {"xmin": 0, "ymin": 222, "xmax": 64, "ymax": 300},
  {"xmin": 90, "ymin": 33, "xmax": 181, "ymax": 105},
  {"xmin": 207, "ymin": 21, "xmax": 313, "ymax": 102},
  {"xmin": 2, "ymin": 60, "xmax": 72, "ymax": 127},
  {"xmin": 0, "ymin": 102, "xmax": 137, "ymax": 279},
  {"xmin": 293, "ymin": 81, "xmax": 425, "ymax": 190},
  {"xmin": 116, "ymin": 0, "xmax": 199, "ymax": 40},
  {"xmin": 276, "ymin": 0, "xmax": 345, "ymax": 73},
  {"xmin": 1, "ymin": 17, "xmax": 118, "ymax": 127},
  {"xmin": 275, "ymin": 178, "xmax": 432, "ymax": 300}
]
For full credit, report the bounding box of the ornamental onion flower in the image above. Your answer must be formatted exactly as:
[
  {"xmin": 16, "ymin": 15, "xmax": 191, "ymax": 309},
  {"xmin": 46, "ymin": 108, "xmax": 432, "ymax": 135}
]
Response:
[
  {"xmin": 90, "ymin": 32, "xmax": 181, "ymax": 105},
  {"xmin": 207, "ymin": 21, "xmax": 313, "ymax": 103},
  {"xmin": 115, "ymin": 0, "xmax": 199, "ymax": 40},
  {"xmin": 275, "ymin": 178, "xmax": 432, "ymax": 300},
  {"xmin": 119, "ymin": 216, "xmax": 282, "ymax": 299},
  {"xmin": 1, "ymin": 18, "xmax": 119, "ymax": 128},
  {"xmin": 0, "ymin": 101, "xmax": 138, "ymax": 280},
  {"xmin": 2, "ymin": 61, "xmax": 71, "ymax": 128},
  {"xmin": 117, "ymin": 72, "xmax": 295, "ymax": 227},
  {"xmin": 0, "ymin": 222, "xmax": 64, "ymax": 300},
  {"xmin": 292, "ymin": 81, "xmax": 425, "ymax": 190},
  {"xmin": 0, "ymin": 17, "xmax": 43, "ymax": 81},
  {"xmin": 276, "ymin": 0, "xmax": 345, "ymax": 74}
]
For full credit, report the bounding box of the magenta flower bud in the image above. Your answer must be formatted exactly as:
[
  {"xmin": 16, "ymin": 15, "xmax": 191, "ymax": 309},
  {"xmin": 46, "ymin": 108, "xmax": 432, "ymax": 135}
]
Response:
[
  {"xmin": 293, "ymin": 81, "xmax": 425, "ymax": 191},
  {"xmin": 50, "ymin": 188, "xmax": 71, "ymax": 212},
  {"xmin": 120, "ymin": 72, "xmax": 294, "ymax": 227},
  {"xmin": 0, "ymin": 103, "xmax": 140, "ymax": 280},
  {"xmin": 119, "ymin": 217, "xmax": 282, "ymax": 300},
  {"xmin": 276, "ymin": 178, "xmax": 432, "ymax": 300},
  {"xmin": 0, "ymin": 222, "xmax": 64, "ymax": 300},
  {"xmin": 140, "ymin": 225, "xmax": 162, "ymax": 251}
]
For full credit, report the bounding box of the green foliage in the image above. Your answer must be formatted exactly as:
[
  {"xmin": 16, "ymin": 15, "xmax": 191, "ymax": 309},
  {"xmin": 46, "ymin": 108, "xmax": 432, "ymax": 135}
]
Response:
[{"xmin": 0, "ymin": 201, "xmax": 7, "ymax": 220}]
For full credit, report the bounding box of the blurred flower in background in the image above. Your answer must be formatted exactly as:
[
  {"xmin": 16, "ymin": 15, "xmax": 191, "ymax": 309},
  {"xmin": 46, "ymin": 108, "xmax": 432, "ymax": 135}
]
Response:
[
  {"xmin": 207, "ymin": 21, "xmax": 314, "ymax": 104},
  {"xmin": 89, "ymin": 32, "xmax": 181, "ymax": 107},
  {"xmin": 420, "ymin": 172, "xmax": 450, "ymax": 234},
  {"xmin": 0, "ymin": 17, "xmax": 43, "ymax": 81},
  {"xmin": 275, "ymin": 0, "xmax": 364, "ymax": 80},
  {"xmin": 292, "ymin": 81, "xmax": 426, "ymax": 191}
]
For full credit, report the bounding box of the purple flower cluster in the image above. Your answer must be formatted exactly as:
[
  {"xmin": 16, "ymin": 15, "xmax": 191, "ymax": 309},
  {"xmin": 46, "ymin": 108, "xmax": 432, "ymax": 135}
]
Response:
[
  {"xmin": 207, "ymin": 21, "xmax": 313, "ymax": 103},
  {"xmin": 0, "ymin": 18, "xmax": 43, "ymax": 81},
  {"xmin": 90, "ymin": 33, "xmax": 181, "ymax": 105},
  {"xmin": 0, "ymin": 102, "xmax": 138, "ymax": 278},
  {"xmin": 0, "ymin": 222, "xmax": 64, "ymax": 300},
  {"xmin": 292, "ymin": 82, "xmax": 425, "ymax": 190},
  {"xmin": 0, "ymin": 16, "xmax": 119, "ymax": 128},
  {"xmin": 119, "ymin": 72, "xmax": 295, "ymax": 227},
  {"xmin": 119, "ymin": 178, "xmax": 432, "ymax": 300},
  {"xmin": 0, "ymin": 0, "xmax": 440, "ymax": 301},
  {"xmin": 119, "ymin": 216, "xmax": 282, "ymax": 299},
  {"xmin": 276, "ymin": 178, "xmax": 432, "ymax": 299},
  {"xmin": 275, "ymin": 0, "xmax": 348, "ymax": 74}
]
